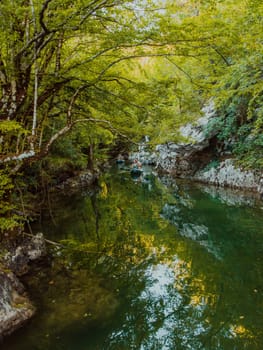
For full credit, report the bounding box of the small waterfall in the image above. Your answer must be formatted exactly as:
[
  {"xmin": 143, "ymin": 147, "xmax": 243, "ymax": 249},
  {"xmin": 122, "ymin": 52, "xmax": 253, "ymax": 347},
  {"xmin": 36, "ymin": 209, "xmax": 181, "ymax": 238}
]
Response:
[{"xmin": 129, "ymin": 135, "xmax": 157, "ymax": 165}]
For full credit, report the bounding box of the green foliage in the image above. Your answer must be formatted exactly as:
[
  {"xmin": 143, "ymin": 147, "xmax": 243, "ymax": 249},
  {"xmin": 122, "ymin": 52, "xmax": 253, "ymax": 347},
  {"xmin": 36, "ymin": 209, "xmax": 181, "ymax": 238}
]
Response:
[
  {"xmin": 0, "ymin": 0, "xmax": 260, "ymax": 165},
  {"xmin": 205, "ymin": 51, "xmax": 263, "ymax": 168},
  {"xmin": 0, "ymin": 120, "xmax": 26, "ymax": 133},
  {"xmin": 0, "ymin": 0, "xmax": 263, "ymax": 232},
  {"xmin": 234, "ymin": 133, "xmax": 263, "ymax": 169},
  {"xmin": 203, "ymin": 159, "xmax": 220, "ymax": 172},
  {"xmin": 0, "ymin": 170, "xmax": 20, "ymax": 232},
  {"xmin": 195, "ymin": 0, "xmax": 263, "ymax": 169}
]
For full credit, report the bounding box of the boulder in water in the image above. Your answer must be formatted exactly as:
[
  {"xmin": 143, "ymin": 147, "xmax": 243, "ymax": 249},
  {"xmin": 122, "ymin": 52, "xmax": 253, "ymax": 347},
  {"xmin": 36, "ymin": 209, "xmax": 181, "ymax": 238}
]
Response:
[{"xmin": 0, "ymin": 270, "xmax": 35, "ymax": 339}]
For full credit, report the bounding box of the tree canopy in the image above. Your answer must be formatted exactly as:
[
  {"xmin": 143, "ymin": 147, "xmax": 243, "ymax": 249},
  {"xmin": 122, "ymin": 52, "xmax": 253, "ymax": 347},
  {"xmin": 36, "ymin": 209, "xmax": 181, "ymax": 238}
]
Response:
[{"xmin": 0, "ymin": 0, "xmax": 262, "ymax": 231}]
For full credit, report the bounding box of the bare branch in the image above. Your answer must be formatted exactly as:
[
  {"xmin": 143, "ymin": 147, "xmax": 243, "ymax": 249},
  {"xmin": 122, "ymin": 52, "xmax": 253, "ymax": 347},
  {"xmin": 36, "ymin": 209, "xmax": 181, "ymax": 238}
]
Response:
[
  {"xmin": 66, "ymin": 85, "xmax": 88, "ymax": 125},
  {"xmin": 43, "ymin": 115, "xmax": 137, "ymax": 157},
  {"xmin": 79, "ymin": 0, "xmax": 109, "ymax": 26},
  {"xmin": 29, "ymin": 0, "xmax": 39, "ymax": 151},
  {"xmin": 0, "ymin": 116, "xmax": 136, "ymax": 167},
  {"xmin": 74, "ymin": 117, "xmax": 138, "ymax": 145},
  {"xmin": 43, "ymin": 124, "xmax": 72, "ymax": 155},
  {"xmin": 0, "ymin": 150, "xmax": 36, "ymax": 164},
  {"xmin": 39, "ymin": 0, "xmax": 52, "ymax": 33}
]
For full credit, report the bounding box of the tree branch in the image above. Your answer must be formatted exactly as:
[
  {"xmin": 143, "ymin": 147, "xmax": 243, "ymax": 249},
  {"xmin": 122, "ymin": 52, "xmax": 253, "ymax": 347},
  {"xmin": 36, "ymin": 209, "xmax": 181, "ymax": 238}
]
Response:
[
  {"xmin": 93, "ymin": 85, "xmax": 146, "ymax": 111},
  {"xmin": 39, "ymin": 0, "xmax": 52, "ymax": 33},
  {"xmin": 0, "ymin": 150, "xmax": 36, "ymax": 164},
  {"xmin": 95, "ymin": 53, "xmax": 201, "ymax": 82},
  {"xmin": 210, "ymin": 44, "xmax": 232, "ymax": 66}
]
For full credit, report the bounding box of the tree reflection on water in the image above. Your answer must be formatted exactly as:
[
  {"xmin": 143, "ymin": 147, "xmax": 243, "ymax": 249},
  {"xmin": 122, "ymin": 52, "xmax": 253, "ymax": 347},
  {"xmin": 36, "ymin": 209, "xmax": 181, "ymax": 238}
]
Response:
[{"xmin": 3, "ymin": 168, "xmax": 263, "ymax": 350}]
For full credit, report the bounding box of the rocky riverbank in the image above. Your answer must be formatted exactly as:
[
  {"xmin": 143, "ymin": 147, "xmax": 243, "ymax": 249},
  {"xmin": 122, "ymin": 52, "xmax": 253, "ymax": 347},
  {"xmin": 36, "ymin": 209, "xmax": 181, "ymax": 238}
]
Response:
[
  {"xmin": 0, "ymin": 168, "xmax": 100, "ymax": 340},
  {"xmin": 0, "ymin": 270, "xmax": 35, "ymax": 339},
  {"xmin": 131, "ymin": 103, "xmax": 263, "ymax": 197},
  {"xmin": 194, "ymin": 159, "xmax": 263, "ymax": 196},
  {"xmin": 0, "ymin": 233, "xmax": 47, "ymax": 339}
]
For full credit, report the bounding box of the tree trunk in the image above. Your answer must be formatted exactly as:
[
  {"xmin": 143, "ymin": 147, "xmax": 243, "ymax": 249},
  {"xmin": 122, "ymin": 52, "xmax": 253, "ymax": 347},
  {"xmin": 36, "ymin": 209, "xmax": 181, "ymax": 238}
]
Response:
[{"xmin": 87, "ymin": 142, "xmax": 95, "ymax": 171}]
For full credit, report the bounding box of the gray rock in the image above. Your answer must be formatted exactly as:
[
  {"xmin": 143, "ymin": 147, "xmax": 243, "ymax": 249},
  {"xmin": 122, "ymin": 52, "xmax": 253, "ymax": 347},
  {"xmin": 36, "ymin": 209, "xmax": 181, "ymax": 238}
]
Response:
[
  {"xmin": 194, "ymin": 159, "xmax": 263, "ymax": 194},
  {"xmin": 0, "ymin": 270, "xmax": 35, "ymax": 338},
  {"xmin": 5, "ymin": 233, "xmax": 47, "ymax": 276},
  {"xmin": 56, "ymin": 170, "xmax": 98, "ymax": 193},
  {"xmin": 154, "ymin": 102, "xmax": 216, "ymax": 175},
  {"xmin": 131, "ymin": 101, "xmax": 263, "ymax": 196},
  {"xmin": 129, "ymin": 149, "xmax": 157, "ymax": 165},
  {"xmin": 0, "ymin": 233, "xmax": 47, "ymax": 338}
]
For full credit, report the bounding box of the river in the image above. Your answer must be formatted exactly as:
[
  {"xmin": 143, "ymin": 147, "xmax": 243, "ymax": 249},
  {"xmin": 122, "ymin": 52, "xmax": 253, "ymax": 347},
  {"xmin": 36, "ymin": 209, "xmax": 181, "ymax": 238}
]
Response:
[{"xmin": 3, "ymin": 166, "xmax": 263, "ymax": 350}]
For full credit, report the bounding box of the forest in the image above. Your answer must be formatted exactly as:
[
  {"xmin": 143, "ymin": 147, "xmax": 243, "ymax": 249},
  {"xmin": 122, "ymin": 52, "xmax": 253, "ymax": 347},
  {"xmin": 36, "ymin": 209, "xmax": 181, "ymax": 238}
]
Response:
[
  {"xmin": 0, "ymin": 0, "xmax": 262, "ymax": 232},
  {"xmin": 0, "ymin": 1, "xmax": 263, "ymax": 348}
]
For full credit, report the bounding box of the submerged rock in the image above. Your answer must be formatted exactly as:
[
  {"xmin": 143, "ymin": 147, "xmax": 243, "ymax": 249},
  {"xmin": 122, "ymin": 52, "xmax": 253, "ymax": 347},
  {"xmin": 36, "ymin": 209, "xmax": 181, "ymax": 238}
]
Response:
[{"xmin": 18, "ymin": 267, "xmax": 120, "ymax": 340}]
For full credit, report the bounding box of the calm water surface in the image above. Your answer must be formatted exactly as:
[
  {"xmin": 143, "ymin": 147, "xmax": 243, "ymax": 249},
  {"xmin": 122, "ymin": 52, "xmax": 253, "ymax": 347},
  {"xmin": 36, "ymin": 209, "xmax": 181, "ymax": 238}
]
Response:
[{"xmin": 3, "ymin": 167, "xmax": 263, "ymax": 350}]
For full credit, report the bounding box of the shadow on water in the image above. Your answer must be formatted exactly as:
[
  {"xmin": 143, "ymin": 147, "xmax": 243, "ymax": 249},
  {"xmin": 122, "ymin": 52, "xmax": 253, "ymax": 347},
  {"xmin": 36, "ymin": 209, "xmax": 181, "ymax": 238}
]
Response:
[{"xmin": 3, "ymin": 166, "xmax": 263, "ymax": 350}]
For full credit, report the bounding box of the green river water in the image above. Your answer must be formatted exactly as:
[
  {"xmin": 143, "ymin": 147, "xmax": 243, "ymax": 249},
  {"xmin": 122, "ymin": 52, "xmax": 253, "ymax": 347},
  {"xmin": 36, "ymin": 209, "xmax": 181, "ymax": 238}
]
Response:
[{"xmin": 3, "ymin": 166, "xmax": 263, "ymax": 350}]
